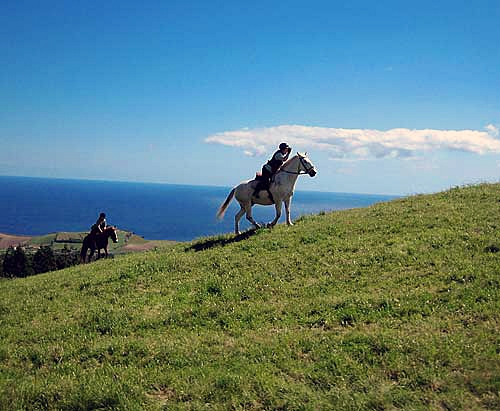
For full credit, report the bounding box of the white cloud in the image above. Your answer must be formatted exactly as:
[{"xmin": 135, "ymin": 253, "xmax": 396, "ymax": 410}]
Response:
[
  {"xmin": 205, "ymin": 124, "xmax": 500, "ymax": 159},
  {"xmin": 486, "ymin": 124, "xmax": 499, "ymax": 137}
]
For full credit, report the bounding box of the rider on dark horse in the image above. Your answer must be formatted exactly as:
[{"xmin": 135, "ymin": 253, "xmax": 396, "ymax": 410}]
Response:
[
  {"xmin": 81, "ymin": 218, "xmax": 118, "ymax": 263},
  {"xmin": 89, "ymin": 212, "xmax": 106, "ymax": 250},
  {"xmin": 254, "ymin": 142, "xmax": 292, "ymax": 198}
]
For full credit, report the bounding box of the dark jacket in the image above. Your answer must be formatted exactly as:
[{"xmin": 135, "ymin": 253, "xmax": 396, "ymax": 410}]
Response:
[{"xmin": 265, "ymin": 150, "xmax": 288, "ymax": 174}]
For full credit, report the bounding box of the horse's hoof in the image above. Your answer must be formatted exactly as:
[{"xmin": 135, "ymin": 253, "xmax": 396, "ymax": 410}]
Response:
[
  {"xmin": 254, "ymin": 223, "xmax": 261, "ymax": 229},
  {"xmin": 235, "ymin": 231, "xmax": 241, "ymax": 236}
]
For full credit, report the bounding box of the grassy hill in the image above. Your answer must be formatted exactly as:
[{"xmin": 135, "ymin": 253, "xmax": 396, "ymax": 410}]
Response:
[{"xmin": 1, "ymin": 184, "xmax": 499, "ymax": 410}]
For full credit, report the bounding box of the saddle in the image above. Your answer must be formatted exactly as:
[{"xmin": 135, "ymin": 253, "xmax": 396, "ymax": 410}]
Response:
[
  {"xmin": 254, "ymin": 172, "xmax": 265, "ymax": 182},
  {"xmin": 253, "ymin": 172, "xmax": 274, "ymax": 203}
]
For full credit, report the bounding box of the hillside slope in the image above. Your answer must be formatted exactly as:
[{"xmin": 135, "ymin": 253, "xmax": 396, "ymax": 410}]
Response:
[{"xmin": 1, "ymin": 184, "xmax": 499, "ymax": 410}]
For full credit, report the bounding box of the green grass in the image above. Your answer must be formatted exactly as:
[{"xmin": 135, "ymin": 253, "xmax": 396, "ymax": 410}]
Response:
[
  {"xmin": 27, "ymin": 233, "xmax": 59, "ymax": 247},
  {"xmin": 1, "ymin": 184, "xmax": 500, "ymax": 410}
]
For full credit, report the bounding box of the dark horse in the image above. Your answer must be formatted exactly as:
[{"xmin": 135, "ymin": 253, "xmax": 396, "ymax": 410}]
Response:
[{"xmin": 80, "ymin": 226, "xmax": 118, "ymax": 263}]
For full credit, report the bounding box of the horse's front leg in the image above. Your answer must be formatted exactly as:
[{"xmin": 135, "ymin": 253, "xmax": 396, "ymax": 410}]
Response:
[
  {"xmin": 104, "ymin": 247, "xmax": 108, "ymax": 258},
  {"xmin": 268, "ymin": 200, "xmax": 283, "ymax": 228},
  {"xmin": 284, "ymin": 197, "xmax": 293, "ymax": 226}
]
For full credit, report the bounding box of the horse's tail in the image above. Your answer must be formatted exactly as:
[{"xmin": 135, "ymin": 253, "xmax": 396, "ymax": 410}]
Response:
[
  {"xmin": 80, "ymin": 236, "xmax": 89, "ymax": 263},
  {"xmin": 217, "ymin": 187, "xmax": 236, "ymax": 220}
]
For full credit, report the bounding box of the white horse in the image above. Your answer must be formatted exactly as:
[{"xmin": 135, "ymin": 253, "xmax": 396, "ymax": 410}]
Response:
[{"xmin": 217, "ymin": 153, "xmax": 318, "ymax": 234}]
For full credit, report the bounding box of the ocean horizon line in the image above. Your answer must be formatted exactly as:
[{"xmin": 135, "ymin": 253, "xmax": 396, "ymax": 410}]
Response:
[
  {"xmin": 0, "ymin": 174, "xmax": 399, "ymax": 198},
  {"xmin": 0, "ymin": 175, "xmax": 398, "ymax": 241}
]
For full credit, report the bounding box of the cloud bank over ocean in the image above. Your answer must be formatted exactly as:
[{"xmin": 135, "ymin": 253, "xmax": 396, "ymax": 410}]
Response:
[{"xmin": 206, "ymin": 124, "xmax": 500, "ymax": 160}]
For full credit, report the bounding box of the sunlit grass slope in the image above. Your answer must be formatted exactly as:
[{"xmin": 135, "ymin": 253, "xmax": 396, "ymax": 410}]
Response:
[{"xmin": 1, "ymin": 184, "xmax": 499, "ymax": 410}]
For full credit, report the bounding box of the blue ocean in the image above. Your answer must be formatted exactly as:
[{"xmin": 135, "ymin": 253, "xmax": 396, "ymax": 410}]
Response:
[{"xmin": 0, "ymin": 176, "xmax": 396, "ymax": 241}]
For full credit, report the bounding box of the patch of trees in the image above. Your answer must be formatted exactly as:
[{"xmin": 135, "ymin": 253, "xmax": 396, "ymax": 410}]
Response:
[{"xmin": 1, "ymin": 245, "xmax": 80, "ymax": 278}]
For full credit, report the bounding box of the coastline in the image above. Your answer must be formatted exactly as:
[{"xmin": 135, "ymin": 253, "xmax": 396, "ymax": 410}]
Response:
[
  {"xmin": 0, "ymin": 230, "xmax": 178, "ymax": 253},
  {"xmin": 0, "ymin": 233, "xmax": 32, "ymax": 249}
]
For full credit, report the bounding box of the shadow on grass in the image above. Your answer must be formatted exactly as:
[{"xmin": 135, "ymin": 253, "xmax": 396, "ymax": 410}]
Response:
[{"xmin": 186, "ymin": 230, "xmax": 258, "ymax": 252}]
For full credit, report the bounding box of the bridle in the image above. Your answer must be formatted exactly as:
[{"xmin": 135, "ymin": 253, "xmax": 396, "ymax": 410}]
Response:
[
  {"xmin": 278, "ymin": 155, "xmax": 315, "ymax": 175},
  {"xmin": 109, "ymin": 227, "xmax": 118, "ymax": 242},
  {"xmin": 98, "ymin": 226, "xmax": 117, "ymax": 241}
]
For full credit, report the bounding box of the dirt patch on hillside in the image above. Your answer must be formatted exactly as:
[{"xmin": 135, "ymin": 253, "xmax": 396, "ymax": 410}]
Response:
[
  {"xmin": 0, "ymin": 233, "xmax": 32, "ymax": 249},
  {"xmin": 121, "ymin": 240, "xmax": 176, "ymax": 252}
]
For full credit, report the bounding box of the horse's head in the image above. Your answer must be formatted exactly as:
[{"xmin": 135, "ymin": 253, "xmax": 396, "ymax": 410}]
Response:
[
  {"xmin": 297, "ymin": 152, "xmax": 317, "ymax": 177},
  {"xmin": 107, "ymin": 226, "xmax": 119, "ymax": 243}
]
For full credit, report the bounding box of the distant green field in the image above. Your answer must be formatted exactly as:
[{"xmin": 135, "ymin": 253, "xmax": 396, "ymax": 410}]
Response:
[
  {"xmin": 1, "ymin": 184, "xmax": 499, "ymax": 410},
  {"xmin": 1, "ymin": 230, "xmax": 167, "ymax": 253}
]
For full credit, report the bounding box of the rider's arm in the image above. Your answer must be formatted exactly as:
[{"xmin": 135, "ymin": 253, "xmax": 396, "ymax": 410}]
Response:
[
  {"xmin": 274, "ymin": 152, "xmax": 285, "ymax": 162},
  {"xmin": 283, "ymin": 148, "xmax": 292, "ymax": 161}
]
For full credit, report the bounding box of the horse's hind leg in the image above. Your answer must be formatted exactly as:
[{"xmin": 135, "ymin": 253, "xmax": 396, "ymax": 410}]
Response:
[
  {"xmin": 244, "ymin": 203, "xmax": 261, "ymax": 230},
  {"xmin": 235, "ymin": 206, "xmax": 245, "ymax": 235}
]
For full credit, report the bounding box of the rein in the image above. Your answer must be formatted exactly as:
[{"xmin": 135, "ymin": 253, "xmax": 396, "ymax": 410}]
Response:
[{"xmin": 278, "ymin": 156, "xmax": 313, "ymax": 175}]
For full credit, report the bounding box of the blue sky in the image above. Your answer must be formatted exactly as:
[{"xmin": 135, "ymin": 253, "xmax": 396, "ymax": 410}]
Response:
[{"xmin": 1, "ymin": 0, "xmax": 499, "ymax": 195}]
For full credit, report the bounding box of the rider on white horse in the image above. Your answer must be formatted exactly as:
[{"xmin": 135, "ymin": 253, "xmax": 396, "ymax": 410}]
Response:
[
  {"xmin": 254, "ymin": 142, "xmax": 292, "ymax": 198},
  {"xmin": 217, "ymin": 152, "xmax": 317, "ymax": 235}
]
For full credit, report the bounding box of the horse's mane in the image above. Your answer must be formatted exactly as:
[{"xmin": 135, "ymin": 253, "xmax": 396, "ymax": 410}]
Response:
[{"xmin": 280, "ymin": 152, "xmax": 305, "ymax": 169}]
